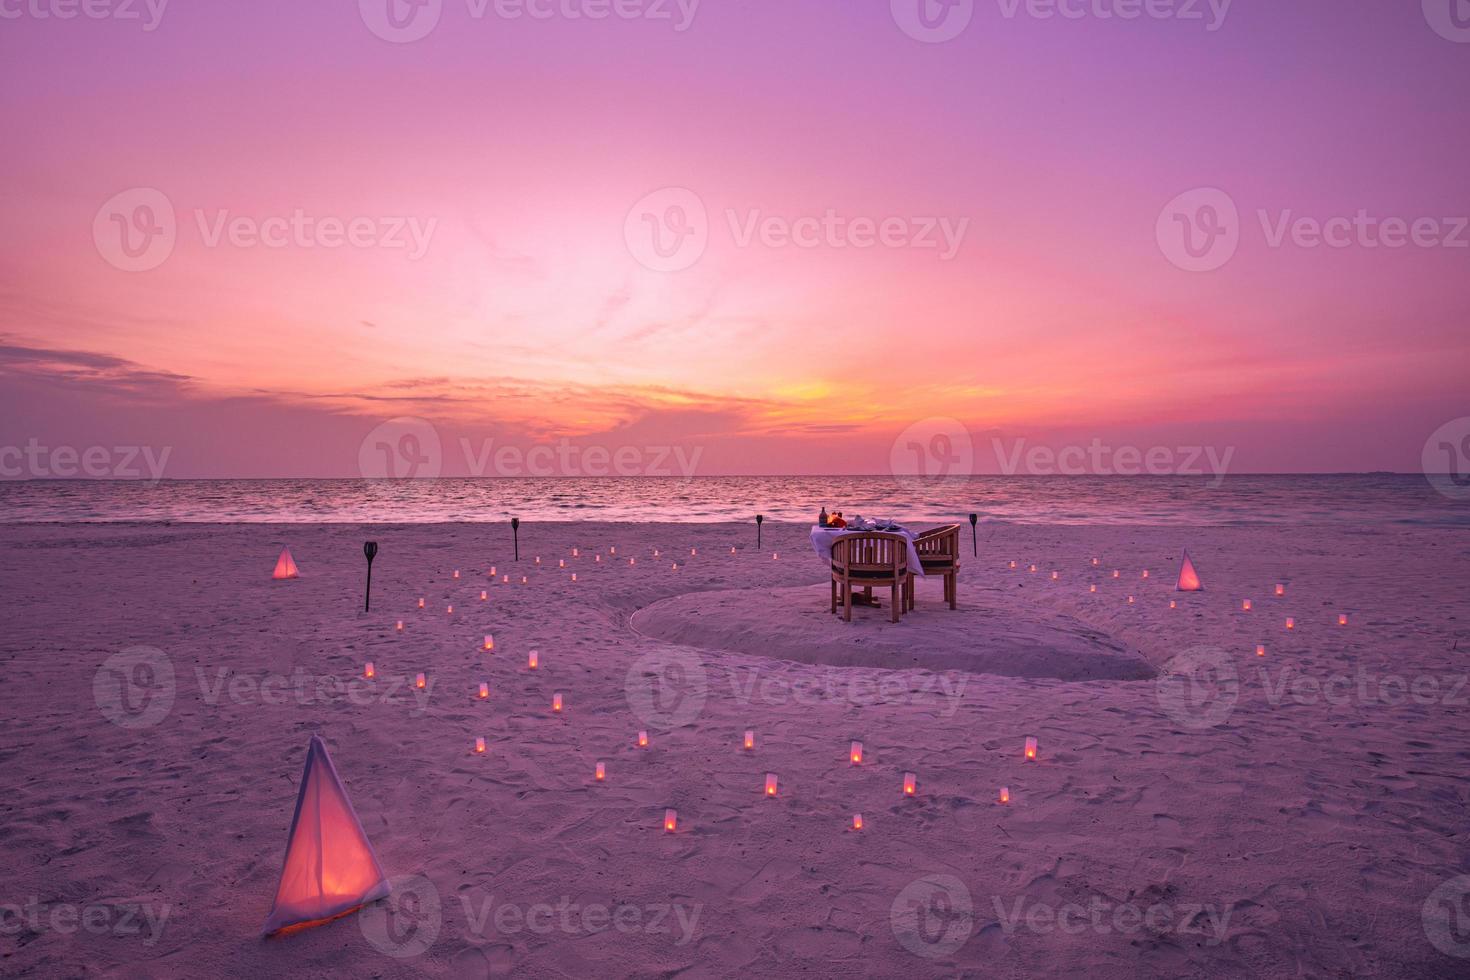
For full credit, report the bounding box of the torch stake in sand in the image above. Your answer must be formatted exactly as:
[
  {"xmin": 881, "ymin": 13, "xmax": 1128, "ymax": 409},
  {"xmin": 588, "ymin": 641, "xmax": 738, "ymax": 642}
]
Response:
[
  {"xmin": 968, "ymin": 513, "xmax": 978, "ymax": 556},
  {"xmin": 756, "ymin": 514, "xmax": 764, "ymax": 547},
  {"xmin": 511, "ymin": 517, "xmax": 520, "ymax": 561},
  {"xmin": 362, "ymin": 541, "xmax": 378, "ymax": 612}
]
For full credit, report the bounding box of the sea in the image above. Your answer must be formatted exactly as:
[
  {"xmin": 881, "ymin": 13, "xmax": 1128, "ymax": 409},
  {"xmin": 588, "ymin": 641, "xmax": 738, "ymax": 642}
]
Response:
[{"xmin": 0, "ymin": 475, "xmax": 1465, "ymax": 526}]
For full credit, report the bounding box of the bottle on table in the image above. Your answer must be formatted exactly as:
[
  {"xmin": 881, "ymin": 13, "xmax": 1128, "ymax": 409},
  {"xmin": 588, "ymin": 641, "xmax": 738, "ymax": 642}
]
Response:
[{"xmin": 819, "ymin": 507, "xmax": 829, "ymax": 527}]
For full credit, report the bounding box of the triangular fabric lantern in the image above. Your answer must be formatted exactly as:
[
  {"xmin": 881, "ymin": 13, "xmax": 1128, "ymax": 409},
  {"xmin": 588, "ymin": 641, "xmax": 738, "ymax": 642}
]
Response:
[
  {"xmin": 261, "ymin": 736, "xmax": 391, "ymax": 936},
  {"xmin": 272, "ymin": 547, "xmax": 300, "ymax": 580},
  {"xmin": 1176, "ymin": 550, "xmax": 1203, "ymax": 592}
]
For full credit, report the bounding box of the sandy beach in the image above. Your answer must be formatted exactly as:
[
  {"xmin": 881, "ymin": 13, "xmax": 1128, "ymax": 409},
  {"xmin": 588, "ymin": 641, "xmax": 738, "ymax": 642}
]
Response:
[{"xmin": 1, "ymin": 518, "xmax": 1467, "ymax": 977}]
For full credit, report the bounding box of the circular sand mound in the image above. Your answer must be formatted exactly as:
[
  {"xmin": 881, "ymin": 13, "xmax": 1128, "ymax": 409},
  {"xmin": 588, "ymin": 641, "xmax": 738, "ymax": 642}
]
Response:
[{"xmin": 630, "ymin": 584, "xmax": 1154, "ymax": 682}]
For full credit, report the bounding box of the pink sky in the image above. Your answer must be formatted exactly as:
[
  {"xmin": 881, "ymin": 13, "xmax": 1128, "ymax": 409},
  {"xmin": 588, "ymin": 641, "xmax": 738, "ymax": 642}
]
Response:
[{"xmin": 1, "ymin": 1, "xmax": 1467, "ymax": 477}]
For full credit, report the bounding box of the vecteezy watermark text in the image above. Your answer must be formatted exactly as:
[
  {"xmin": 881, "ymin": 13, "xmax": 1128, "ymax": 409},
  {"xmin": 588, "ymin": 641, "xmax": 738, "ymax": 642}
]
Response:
[
  {"xmin": 358, "ymin": 0, "xmax": 701, "ymax": 44},
  {"xmin": 0, "ymin": 439, "xmax": 170, "ymax": 481},
  {"xmin": 991, "ymin": 437, "xmax": 1234, "ymax": 485},
  {"xmin": 0, "ymin": 897, "xmax": 172, "ymax": 946},
  {"xmin": 0, "ymin": 0, "xmax": 168, "ymax": 30}
]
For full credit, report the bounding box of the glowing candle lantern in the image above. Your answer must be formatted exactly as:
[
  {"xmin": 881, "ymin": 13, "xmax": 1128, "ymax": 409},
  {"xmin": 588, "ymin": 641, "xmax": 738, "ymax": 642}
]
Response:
[
  {"xmin": 572, "ymin": 548, "xmax": 579, "ymax": 557},
  {"xmin": 610, "ymin": 547, "xmax": 616, "ymax": 555},
  {"xmin": 654, "ymin": 550, "xmax": 660, "ymax": 558},
  {"xmin": 691, "ymin": 548, "xmax": 697, "ymax": 556},
  {"xmin": 772, "ymin": 553, "xmax": 779, "ymax": 560},
  {"xmin": 1089, "ymin": 584, "xmax": 1097, "ymax": 593},
  {"xmin": 663, "ymin": 809, "xmax": 677, "ymax": 832},
  {"xmin": 1112, "ymin": 570, "xmax": 1120, "ymax": 579},
  {"xmin": 1091, "ymin": 557, "xmax": 1099, "ymax": 566},
  {"xmin": 1008, "ymin": 560, "xmax": 1017, "ymax": 569},
  {"xmin": 671, "ymin": 563, "xmax": 678, "ymax": 571},
  {"xmin": 483, "ymin": 634, "xmax": 494, "ymax": 651},
  {"xmin": 1241, "ymin": 599, "xmax": 1252, "ymax": 611},
  {"xmin": 396, "ymin": 620, "xmax": 404, "ymax": 632},
  {"xmin": 595, "ymin": 761, "xmax": 606, "ymax": 781},
  {"xmin": 638, "ymin": 730, "xmax": 649, "ymax": 748},
  {"xmin": 1176, "ymin": 550, "xmax": 1203, "ymax": 592},
  {"xmin": 527, "ymin": 651, "xmax": 538, "ymax": 670},
  {"xmin": 415, "ymin": 672, "xmax": 426, "ymax": 690},
  {"xmin": 1127, "ymin": 595, "xmax": 1135, "ymax": 604},
  {"xmin": 764, "ymin": 773, "xmax": 778, "ymax": 796},
  {"xmin": 571, "ymin": 573, "xmax": 577, "ymax": 582},
  {"xmin": 1169, "ymin": 600, "xmax": 1177, "ymax": 609},
  {"xmin": 552, "ymin": 692, "xmax": 563, "ymax": 713},
  {"xmin": 490, "ymin": 566, "xmax": 497, "ymax": 576},
  {"xmin": 730, "ymin": 547, "xmax": 736, "ymax": 554},
  {"xmin": 1142, "ymin": 570, "xmax": 1149, "ymax": 579},
  {"xmin": 1338, "ymin": 613, "xmax": 1348, "ymax": 626},
  {"xmin": 502, "ymin": 575, "xmax": 509, "ymax": 584},
  {"xmin": 595, "ymin": 554, "xmax": 601, "ymax": 563},
  {"xmin": 520, "ymin": 576, "xmax": 527, "ymax": 584},
  {"xmin": 1050, "ymin": 571, "xmax": 1059, "ymax": 581},
  {"xmin": 1256, "ymin": 645, "xmax": 1265, "ymax": 658},
  {"xmin": 1024, "ymin": 736, "xmax": 1038, "ymax": 761},
  {"xmin": 478, "ymin": 682, "xmax": 489, "ymax": 699},
  {"xmin": 453, "ymin": 569, "xmax": 460, "ymax": 579},
  {"xmin": 474, "ymin": 737, "xmax": 486, "ymax": 754},
  {"xmin": 446, "ymin": 604, "xmax": 454, "ymax": 615},
  {"xmin": 480, "ymin": 590, "xmax": 487, "ymax": 600},
  {"xmin": 1029, "ymin": 564, "xmax": 1037, "ymax": 573},
  {"xmin": 1275, "ymin": 583, "xmax": 1285, "ymax": 597},
  {"xmin": 902, "ymin": 772, "xmax": 917, "ymax": 796},
  {"xmin": 999, "ymin": 786, "xmax": 1010, "ymax": 804},
  {"xmin": 535, "ymin": 557, "xmax": 541, "ymax": 565},
  {"xmin": 852, "ymin": 813, "xmax": 863, "ymax": 831},
  {"xmin": 1286, "ymin": 617, "xmax": 1295, "ymax": 630},
  {"xmin": 850, "ymin": 740, "xmax": 863, "ymax": 765},
  {"xmin": 559, "ymin": 559, "xmax": 565, "ymax": 569},
  {"xmin": 417, "ymin": 598, "xmax": 425, "ymax": 609},
  {"xmin": 744, "ymin": 730, "xmax": 755, "ymax": 750},
  {"xmin": 364, "ymin": 662, "xmax": 375, "ymax": 680}
]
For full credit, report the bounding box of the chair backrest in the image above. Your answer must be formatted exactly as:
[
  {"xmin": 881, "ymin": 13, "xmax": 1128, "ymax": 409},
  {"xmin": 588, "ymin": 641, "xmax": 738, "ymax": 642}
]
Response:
[
  {"xmin": 916, "ymin": 525, "xmax": 961, "ymax": 563},
  {"xmin": 830, "ymin": 532, "xmax": 909, "ymax": 576}
]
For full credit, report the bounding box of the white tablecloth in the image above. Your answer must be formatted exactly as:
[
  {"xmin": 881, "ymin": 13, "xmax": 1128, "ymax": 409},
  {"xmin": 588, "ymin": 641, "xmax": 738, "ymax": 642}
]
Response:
[{"xmin": 809, "ymin": 525, "xmax": 927, "ymax": 578}]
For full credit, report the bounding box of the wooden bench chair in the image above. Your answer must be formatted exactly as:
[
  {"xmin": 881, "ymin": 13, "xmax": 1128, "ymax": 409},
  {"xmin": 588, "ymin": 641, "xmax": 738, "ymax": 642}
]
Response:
[
  {"xmin": 905, "ymin": 524, "xmax": 961, "ymax": 611},
  {"xmin": 829, "ymin": 531, "xmax": 909, "ymax": 624}
]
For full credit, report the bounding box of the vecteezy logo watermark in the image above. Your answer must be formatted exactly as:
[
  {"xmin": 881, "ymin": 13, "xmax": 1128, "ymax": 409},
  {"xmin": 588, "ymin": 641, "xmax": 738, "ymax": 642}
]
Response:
[
  {"xmin": 93, "ymin": 188, "xmax": 176, "ymax": 273},
  {"xmin": 624, "ymin": 187, "xmax": 969, "ymax": 271},
  {"xmin": 624, "ymin": 187, "xmax": 709, "ymax": 273},
  {"xmin": 990, "ymin": 437, "xmax": 1234, "ymax": 486},
  {"xmin": 359, "ymin": 417, "xmax": 445, "ymax": 480},
  {"xmin": 1422, "ymin": 417, "xmax": 1470, "ymax": 502},
  {"xmin": 891, "ymin": 875, "xmax": 974, "ymax": 959},
  {"xmin": 359, "ymin": 0, "xmax": 700, "ymax": 43},
  {"xmin": 93, "ymin": 646, "xmax": 176, "ymax": 729},
  {"xmin": 92, "ymin": 187, "xmax": 438, "ymax": 272},
  {"xmin": 1155, "ymin": 645, "xmax": 1238, "ymax": 730},
  {"xmin": 0, "ymin": 0, "xmax": 169, "ymax": 30},
  {"xmin": 625, "ymin": 647, "xmax": 708, "ymax": 729},
  {"xmin": 1257, "ymin": 666, "xmax": 1468, "ymax": 710},
  {"xmin": 1156, "ymin": 187, "xmax": 1239, "ymax": 273},
  {"xmin": 0, "ymin": 897, "xmax": 173, "ymax": 947},
  {"xmin": 1160, "ymin": 187, "xmax": 1469, "ymax": 272},
  {"xmin": 0, "ymin": 439, "xmax": 171, "ymax": 481},
  {"xmin": 725, "ymin": 667, "xmax": 968, "ymax": 717},
  {"xmin": 1423, "ymin": 0, "xmax": 1470, "ymax": 43},
  {"xmin": 1423, "ymin": 876, "xmax": 1470, "ymax": 959},
  {"xmin": 360, "ymin": 874, "xmax": 442, "ymax": 959},
  {"xmin": 891, "ymin": 0, "xmax": 974, "ymax": 43},
  {"xmin": 990, "ymin": 894, "xmax": 1234, "ymax": 944},
  {"xmin": 889, "ymin": 417, "xmax": 976, "ymax": 488}
]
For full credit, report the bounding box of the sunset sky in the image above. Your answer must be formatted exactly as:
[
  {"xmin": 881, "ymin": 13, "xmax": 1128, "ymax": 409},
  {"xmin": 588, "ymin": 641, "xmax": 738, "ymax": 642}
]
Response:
[{"xmin": 2, "ymin": 1, "xmax": 1467, "ymax": 477}]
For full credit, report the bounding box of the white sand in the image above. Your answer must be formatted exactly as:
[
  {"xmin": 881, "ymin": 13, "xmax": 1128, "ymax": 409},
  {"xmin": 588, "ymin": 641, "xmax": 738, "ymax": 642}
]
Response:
[{"xmin": 0, "ymin": 520, "xmax": 1466, "ymax": 977}]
